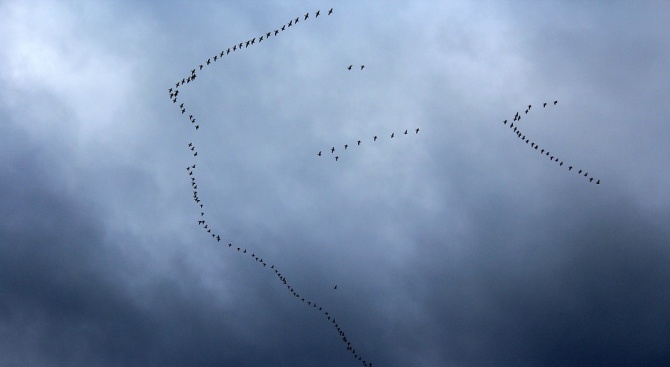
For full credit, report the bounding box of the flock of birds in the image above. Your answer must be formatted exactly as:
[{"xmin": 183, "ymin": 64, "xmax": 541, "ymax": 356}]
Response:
[
  {"xmin": 320, "ymin": 128, "xmax": 420, "ymax": 161},
  {"xmin": 167, "ymin": 7, "xmax": 602, "ymax": 367},
  {"xmin": 168, "ymin": 8, "xmax": 375, "ymax": 367},
  {"xmin": 502, "ymin": 101, "xmax": 601, "ymax": 184}
]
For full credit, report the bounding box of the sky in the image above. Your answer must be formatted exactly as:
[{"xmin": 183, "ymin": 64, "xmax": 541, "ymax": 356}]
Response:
[{"xmin": 1, "ymin": 0, "xmax": 670, "ymax": 366}]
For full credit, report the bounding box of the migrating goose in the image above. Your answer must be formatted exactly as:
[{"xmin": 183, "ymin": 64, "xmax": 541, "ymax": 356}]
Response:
[
  {"xmin": 318, "ymin": 151, "xmax": 322, "ymax": 156},
  {"xmin": 329, "ymin": 8, "xmax": 333, "ymax": 15},
  {"xmin": 348, "ymin": 65, "xmax": 352, "ymax": 70},
  {"xmin": 391, "ymin": 133, "xmax": 394, "ymax": 138},
  {"xmin": 331, "ymin": 147, "xmax": 335, "ymax": 153},
  {"xmin": 416, "ymin": 128, "xmax": 420, "ymax": 133},
  {"xmin": 315, "ymin": 10, "xmax": 320, "ymax": 17}
]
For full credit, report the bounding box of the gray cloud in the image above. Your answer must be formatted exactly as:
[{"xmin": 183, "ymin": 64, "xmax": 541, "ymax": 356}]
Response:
[{"xmin": 1, "ymin": 1, "xmax": 669, "ymax": 366}]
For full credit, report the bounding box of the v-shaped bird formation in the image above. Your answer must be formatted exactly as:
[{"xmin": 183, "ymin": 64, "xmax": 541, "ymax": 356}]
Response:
[
  {"xmin": 167, "ymin": 8, "xmax": 375, "ymax": 367},
  {"xmin": 501, "ymin": 101, "xmax": 601, "ymax": 185}
]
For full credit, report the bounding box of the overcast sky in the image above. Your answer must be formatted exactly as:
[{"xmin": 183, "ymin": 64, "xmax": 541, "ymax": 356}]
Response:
[{"xmin": 2, "ymin": 1, "xmax": 670, "ymax": 366}]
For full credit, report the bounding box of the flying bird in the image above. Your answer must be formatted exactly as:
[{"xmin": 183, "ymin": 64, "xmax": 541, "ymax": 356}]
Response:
[
  {"xmin": 328, "ymin": 8, "xmax": 333, "ymax": 15},
  {"xmin": 318, "ymin": 151, "xmax": 322, "ymax": 156},
  {"xmin": 333, "ymin": 285, "xmax": 337, "ymax": 289},
  {"xmin": 554, "ymin": 100, "xmax": 558, "ymax": 105},
  {"xmin": 373, "ymin": 136, "xmax": 377, "ymax": 141},
  {"xmin": 416, "ymin": 128, "xmax": 420, "ymax": 133},
  {"xmin": 331, "ymin": 147, "xmax": 335, "ymax": 153},
  {"xmin": 391, "ymin": 133, "xmax": 394, "ymax": 138},
  {"xmin": 348, "ymin": 65, "xmax": 352, "ymax": 70},
  {"xmin": 315, "ymin": 10, "xmax": 320, "ymax": 17},
  {"xmin": 361, "ymin": 65, "xmax": 365, "ymax": 70}
]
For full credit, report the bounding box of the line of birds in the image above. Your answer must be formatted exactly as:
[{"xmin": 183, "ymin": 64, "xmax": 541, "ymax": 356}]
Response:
[
  {"xmin": 170, "ymin": 9, "xmax": 374, "ymax": 367},
  {"xmin": 503, "ymin": 101, "xmax": 601, "ymax": 184},
  {"xmin": 348, "ymin": 65, "xmax": 365, "ymax": 70},
  {"xmin": 319, "ymin": 128, "xmax": 420, "ymax": 161},
  {"xmin": 186, "ymin": 146, "xmax": 372, "ymax": 366}
]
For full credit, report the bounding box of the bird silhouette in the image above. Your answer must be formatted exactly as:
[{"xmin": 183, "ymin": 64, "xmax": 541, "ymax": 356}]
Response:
[
  {"xmin": 416, "ymin": 128, "xmax": 420, "ymax": 133},
  {"xmin": 331, "ymin": 147, "xmax": 335, "ymax": 153},
  {"xmin": 391, "ymin": 133, "xmax": 394, "ymax": 138},
  {"xmin": 554, "ymin": 100, "xmax": 558, "ymax": 105},
  {"xmin": 316, "ymin": 10, "xmax": 320, "ymax": 17},
  {"xmin": 334, "ymin": 285, "xmax": 337, "ymax": 289},
  {"xmin": 318, "ymin": 151, "xmax": 322, "ymax": 156},
  {"xmin": 357, "ymin": 140, "xmax": 361, "ymax": 146},
  {"xmin": 328, "ymin": 8, "xmax": 333, "ymax": 15},
  {"xmin": 373, "ymin": 136, "xmax": 377, "ymax": 141},
  {"xmin": 348, "ymin": 65, "xmax": 352, "ymax": 70},
  {"xmin": 335, "ymin": 156, "xmax": 339, "ymax": 161},
  {"xmin": 361, "ymin": 65, "xmax": 365, "ymax": 70},
  {"xmin": 404, "ymin": 129, "xmax": 408, "ymax": 134}
]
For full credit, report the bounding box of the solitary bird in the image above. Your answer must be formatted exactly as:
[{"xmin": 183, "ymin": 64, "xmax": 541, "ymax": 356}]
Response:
[
  {"xmin": 333, "ymin": 285, "xmax": 337, "ymax": 289},
  {"xmin": 596, "ymin": 180, "xmax": 600, "ymax": 184},
  {"xmin": 335, "ymin": 156, "xmax": 339, "ymax": 161},
  {"xmin": 373, "ymin": 136, "xmax": 377, "ymax": 141},
  {"xmin": 316, "ymin": 10, "xmax": 320, "ymax": 17},
  {"xmin": 357, "ymin": 140, "xmax": 361, "ymax": 146},
  {"xmin": 554, "ymin": 100, "xmax": 558, "ymax": 105},
  {"xmin": 416, "ymin": 128, "xmax": 420, "ymax": 133},
  {"xmin": 391, "ymin": 133, "xmax": 394, "ymax": 138},
  {"xmin": 348, "ymin": 65, "xmax": 352, "ymax": 70},
  {"xmin": 318, "ymin": 151, "xmax": 322, "ymax": 156},
  {"xmin": 404, "ymin": 129, "xmax": 408, "ymax": 134},
  {"xmin": 569, "ymin": 166, "xmax": 573, "ymax": 171},
  {"xmin": 344, "ymin": 144, "xmax": 348, "ymax": 149},
  {"xmin": 543, "ymin": 102, "xmax": 547, "ymax": 107},
  {"xmin": 331, "ymin": 147, "xmax": 335, "ymax": 153},
  {"xmin": 361, "ymin": 65, "xmax": 365, "ymax": 70},
  {"xmin": 304, "ymin": 12, "xmax": 309, "ymax": 20},
  {"xmin": 328, "ymin": 8, "xmax": 333, "ymax": 15}
]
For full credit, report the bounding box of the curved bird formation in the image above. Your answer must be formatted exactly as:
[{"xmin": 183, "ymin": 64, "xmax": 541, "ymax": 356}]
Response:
[{"xmin": 167, "ymin": 8, "xmax": 374, "ymax": 367}]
